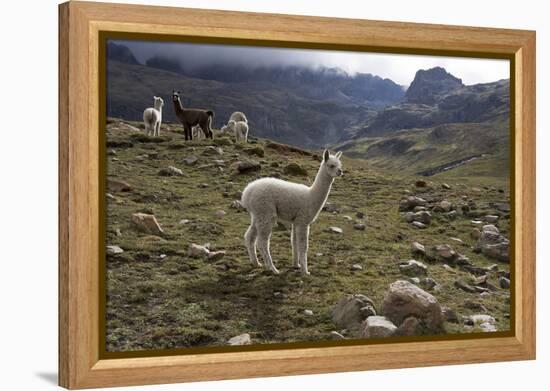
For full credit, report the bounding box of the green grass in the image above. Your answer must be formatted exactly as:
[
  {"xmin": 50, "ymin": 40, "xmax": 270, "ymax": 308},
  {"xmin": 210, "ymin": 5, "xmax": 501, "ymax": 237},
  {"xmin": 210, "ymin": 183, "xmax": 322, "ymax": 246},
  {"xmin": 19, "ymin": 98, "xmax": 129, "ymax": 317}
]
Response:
[{"xmin": 105, "ymin": 119, "xmax": 511, "ymax": 352}]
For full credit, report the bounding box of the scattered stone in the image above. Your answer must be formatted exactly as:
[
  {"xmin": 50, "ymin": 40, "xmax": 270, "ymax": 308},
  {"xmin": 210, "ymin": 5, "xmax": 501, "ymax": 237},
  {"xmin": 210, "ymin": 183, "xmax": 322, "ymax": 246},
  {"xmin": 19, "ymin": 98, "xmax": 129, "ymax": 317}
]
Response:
[
  {"xmin": 360, "ymin": 316, "xmax": 397, "ymax": 338},
  {"xmin": 354, "ymin": 223, "xmax": 366, "ymax": 231},
  {"xmin": 131, "ymin": 213, "xmax": 164, "ymax": 235},
  {"xmin": 108, "ymin": 179, "xmax": 133, "ymax": 192},
  {"xmin": 331, "ymin": 294, "xmax": 376, "ymax": 331},
  {"xmin": 442, "ymin": 183, "xmax": 451, "ymax": 190},
  {"xmin": 413, "ymin": 211, "xmax": 432, "ymax": 224},
  {"xmin": 106, "ymin": 193, "xmax": 116, "ymax": 201},
  {"xmin": 479, "ymin": 322, "xmax": 498, "ymax": 332},
  {"xmin": 412, "ymin": 221, "xmax": 427, "ymax": 229},
  {"xmin": 215, "ymin": 210, "xmax": 226, "ymax": 218},
  {"xmin": 399, "ymin": 260, "xmax": 428, "ymax": 276},
  {"xmin": 450, "ymin": 237, "xmax": 464, "ymax": 245},
  {"xmin": 411, "ymin": 241, "xmax": 426, "ymax": 255},
  {"xmin": 184, "ymin": 155, "xmax": 199, "ymax": 166},
  {"xmin": 441, "ymin": 306, "xmax": 458, "ymax": 323},
  {"xmin": 469, "ymin": 314, "xmax": 496, "ymax": 326},
  {"xmin": 213, "ymin": 159, "xmax": 225, "ymax": 167},
  {"xmin": 330, "ymin": 331, "xmax": 346, "ymax": 340},
  {"xmin": 283, "ymin": 162, "xmax": 308, "ymax": 176},
  {"xmin": 484, "ymin": 215, "xmax": 499, "ymax": 223},
  {"xmin": 107, "ymin": 148, "xmax": 117, "ymax": 156},
  {"xmin": 356, "ymin": 212, "xmax": 365, "ymax": 219},
  {"xmin": 351, "ymin": 264, "xmax": 363, "ymax": 271},
  {"xmin": 454, "ymin": 280, "xmax": 477, "ymax": 293},
  {"xmin": 323, "ymin": 202, "xmax": 340, "ymax": 213},
  {"xmin": 179, "ymin": 219, "xmax": 190, "ymax": 225},
  {"xmin": 231, "ymin": 160, "xmax": 261, "ymax": 174},
  {"xmin": 327, "ymin": 226, "xmax": 343, "ymax": 234},
  {"xmin": 395, "ymin": 316, "xmax": 421, "ymax": 336},
  {"xmin": 115, "ymin": 228, "xmax": 122, "ymax": 237},
  {"xmin": 482, "ymin": 224, "xmax": 500, "ymax": 234},
  {"xmin": 433, "ymin": 244, "xmax": 457, "ymax": 261},
  {"xmin": 420, "ymin": 277, "xmax": 438, "ymax": 291},
  {"xmin": 207, "ymin": 251, "xmax": 226, "ymax": 261},
  {"xmin": 380, "ymin": 280, "xmax": 443, "ymax": 332},
  {"xmin": 106, "ymin": 245, "xmax": 124, "ymax": 255},
  {"xmin": 437, "ymin": 200, "xmax": 452, "ymax": 212},
  {"xmin": 303, "ymin": 309, "xmax": 314, "ymax": 316},
  {"xmin": 464, "ymin": 300, "xmax": 487, "ymax": 312},
  {"xmin": 399, "ymin": 196, "xmax": 427, "ymax": 211},
  {"xmin": 188, "ymin": 243, "xmax": 210, "ymax": 258},
  {"xmin": 230, "ymin": 200, "xmax": 244, "ymax": 210},
  {"xmin": 409, "ymin": 277, "xmax": 421, "ymax": 284},
  {"xmin": 499, "ymin": 276, "xmax": 511, "ymax": 289},
  {"xmin": 471, "ymin": 228, "xmax": 482, "ymax": 240},
  {"xmin": 227, "ymin": 333, "xmax": 251, "ymax": 346},
  {"xmin": 158, "ymin": 165, "xmax": 183, "ymax": 176},
  {"xmin": 442, "ymin": 264, "xmax": 456, "ymax": 273},
  {"xmin": 415, "ymin": 180, "xmax": 427, "ymax": 188},
  {"xmin": 202, "ymin": 146, "xmax": 223, "ymax": 156}
]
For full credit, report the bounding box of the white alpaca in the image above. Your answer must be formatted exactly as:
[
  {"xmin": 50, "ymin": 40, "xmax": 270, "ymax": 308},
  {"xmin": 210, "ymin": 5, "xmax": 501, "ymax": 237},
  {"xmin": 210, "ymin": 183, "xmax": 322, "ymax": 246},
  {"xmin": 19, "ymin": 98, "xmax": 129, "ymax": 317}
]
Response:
[
  {"xmin": 229, "ymin": 111, "xmax": 247, "ymax": 123},
  {"xmin": 241, "ymin": 150, "xmax": 343, "ymax": 275},
  {"xmin": 192, "ymin": 125, "xmax": 206, "ymax": 139},
  {"xmin": 143, "ymin": 96, "xmax": 164, "ymax": 136},
  {"xmin": 221, "ymin": 120, "xmax": 249, "ymax": 142}
]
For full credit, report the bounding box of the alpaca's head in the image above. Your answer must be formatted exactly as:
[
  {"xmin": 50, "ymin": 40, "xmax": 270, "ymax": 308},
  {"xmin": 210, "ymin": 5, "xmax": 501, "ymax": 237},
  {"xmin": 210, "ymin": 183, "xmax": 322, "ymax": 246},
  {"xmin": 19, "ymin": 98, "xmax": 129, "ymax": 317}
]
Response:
[
  {"xmin": 221, "ymin": 120, "xmax": 236, "ymax": 134},
  {"xmin": 153, "ymin": 96, "xmax": 164, "ymax": 109},
  {"xmin": 172, "ymin": 90, "xmax": 181, "ymax": 102},
  {"xmin": 322, "ymin": 150, "xmax": 343, "ymax": 178}
]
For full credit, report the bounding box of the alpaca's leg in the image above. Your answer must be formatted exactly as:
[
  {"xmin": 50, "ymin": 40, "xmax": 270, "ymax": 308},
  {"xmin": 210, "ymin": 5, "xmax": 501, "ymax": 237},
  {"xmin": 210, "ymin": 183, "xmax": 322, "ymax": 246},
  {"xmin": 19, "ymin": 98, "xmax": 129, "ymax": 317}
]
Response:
[
  {"xmin": 183, "ymin": 124, "xmax": 190, "ymax": 141},
  {"xmin": 296, "ymin": 225, "xmax": 310, "ymax": 275},
  {"xmin": 155, "ymin": 121, "xmax": 160, "ymax": 136},
  {"xmin": 291, "ymin": 225, "xmax": 300, "ymax": 269},
  {"xmin": 244, "ymin": 220, "xmax": 260, "ymax": 267},
  {"xmin": 256, "ymin": 221, "xmax": 278, "ymax": 274}
]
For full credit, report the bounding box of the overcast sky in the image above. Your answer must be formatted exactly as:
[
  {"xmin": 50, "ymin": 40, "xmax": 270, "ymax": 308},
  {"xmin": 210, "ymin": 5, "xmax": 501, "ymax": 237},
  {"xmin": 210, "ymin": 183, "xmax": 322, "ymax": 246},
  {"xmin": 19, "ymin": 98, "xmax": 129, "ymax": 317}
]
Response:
[{"xmin": 116, "ymin": 40, "xmax": 509, "ymax": 87}]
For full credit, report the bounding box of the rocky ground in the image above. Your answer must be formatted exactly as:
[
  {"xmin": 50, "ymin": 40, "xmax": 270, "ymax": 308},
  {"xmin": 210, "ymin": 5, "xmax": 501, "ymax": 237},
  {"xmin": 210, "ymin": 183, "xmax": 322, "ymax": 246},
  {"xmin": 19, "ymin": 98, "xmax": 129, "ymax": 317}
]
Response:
[{"xmin": 105, "ymin": 119, "xmax": 511, "ymax": 352}]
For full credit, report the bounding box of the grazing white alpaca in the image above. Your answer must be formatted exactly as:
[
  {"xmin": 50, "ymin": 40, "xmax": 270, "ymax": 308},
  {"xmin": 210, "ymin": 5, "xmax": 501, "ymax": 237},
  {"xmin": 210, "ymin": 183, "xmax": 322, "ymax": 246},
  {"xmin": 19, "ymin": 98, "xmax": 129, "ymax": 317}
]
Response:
[
  {"xmin": 221, "ymin": 120, "xmax": 249, "ymax": 142},
  {"xmin": 241, "ymin": 150, "xmax": 343, "ymax": 275},
  {"xmin": 192, "ymin": 125, "xmax": 206, "ymax": 139},
  {"xmin": 229, "ymin": 111, "xmax": 247, "ymax": 123},
  {"xmin": 143, "ymin": 96, "xmax": 164, "ymax": 136}
]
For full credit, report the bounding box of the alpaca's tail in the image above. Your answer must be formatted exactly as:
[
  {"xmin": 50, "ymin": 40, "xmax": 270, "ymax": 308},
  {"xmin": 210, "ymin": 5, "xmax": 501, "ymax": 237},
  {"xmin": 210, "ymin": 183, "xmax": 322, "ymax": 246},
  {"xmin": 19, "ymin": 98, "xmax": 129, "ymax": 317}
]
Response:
[{"xmin": 240, "ymin": 183, "xmax": 252, "ymax": 210}]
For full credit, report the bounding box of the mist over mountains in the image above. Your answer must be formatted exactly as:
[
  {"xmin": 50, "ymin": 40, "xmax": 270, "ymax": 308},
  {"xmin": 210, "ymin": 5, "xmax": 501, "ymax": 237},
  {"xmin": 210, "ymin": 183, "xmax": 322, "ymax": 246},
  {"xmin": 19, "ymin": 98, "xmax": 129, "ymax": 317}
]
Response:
[{"xmin": 106, "ymin": 42, "xmax": 510, "ymax": 175}]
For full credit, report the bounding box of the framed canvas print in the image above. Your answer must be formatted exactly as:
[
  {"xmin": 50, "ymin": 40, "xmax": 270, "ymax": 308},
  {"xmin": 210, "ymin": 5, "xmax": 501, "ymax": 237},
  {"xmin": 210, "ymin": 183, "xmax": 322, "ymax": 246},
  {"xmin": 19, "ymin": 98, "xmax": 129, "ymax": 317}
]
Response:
[{"xmin": 58, "ymin": 1, "xmax": 536, "ymax": 389}]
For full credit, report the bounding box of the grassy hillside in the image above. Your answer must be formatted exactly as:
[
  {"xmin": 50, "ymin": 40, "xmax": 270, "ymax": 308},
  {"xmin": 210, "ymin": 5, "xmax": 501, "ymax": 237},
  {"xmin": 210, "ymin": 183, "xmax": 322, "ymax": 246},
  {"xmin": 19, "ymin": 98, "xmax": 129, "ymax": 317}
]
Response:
[{"xmin": 105, "ymin": 119, "xmax": 511, "ymax": 352}]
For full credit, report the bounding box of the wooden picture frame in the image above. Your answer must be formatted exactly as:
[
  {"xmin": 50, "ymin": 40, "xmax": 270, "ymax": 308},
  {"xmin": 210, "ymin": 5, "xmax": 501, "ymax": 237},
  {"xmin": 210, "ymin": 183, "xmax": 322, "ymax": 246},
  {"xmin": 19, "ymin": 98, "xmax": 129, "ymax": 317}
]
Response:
[{"xmin": 59, "ymin": 1, "xmax": 536, "ymax": 389}]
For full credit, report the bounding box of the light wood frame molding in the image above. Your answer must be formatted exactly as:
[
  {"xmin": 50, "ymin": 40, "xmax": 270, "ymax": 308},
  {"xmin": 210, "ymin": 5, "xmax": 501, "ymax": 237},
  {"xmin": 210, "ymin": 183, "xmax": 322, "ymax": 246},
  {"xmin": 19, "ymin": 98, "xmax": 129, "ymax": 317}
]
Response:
[{"xmin": 59, "ymin": 1, "xmax": 536, "ymax": 389}]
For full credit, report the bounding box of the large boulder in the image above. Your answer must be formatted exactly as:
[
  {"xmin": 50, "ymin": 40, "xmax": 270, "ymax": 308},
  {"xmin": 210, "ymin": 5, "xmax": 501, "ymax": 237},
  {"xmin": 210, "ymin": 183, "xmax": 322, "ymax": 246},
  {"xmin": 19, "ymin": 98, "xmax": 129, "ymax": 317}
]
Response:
[
  {"xmin": 331, "ymin": 294, "xmax": 376, "ymax": 331},
  {"xmin": 475, "ymin": 225, "xmax": 510, "ymax": 262},
  {"xmin": 380, "ymin": 280, "xmax": 443, "ymax": 332}
]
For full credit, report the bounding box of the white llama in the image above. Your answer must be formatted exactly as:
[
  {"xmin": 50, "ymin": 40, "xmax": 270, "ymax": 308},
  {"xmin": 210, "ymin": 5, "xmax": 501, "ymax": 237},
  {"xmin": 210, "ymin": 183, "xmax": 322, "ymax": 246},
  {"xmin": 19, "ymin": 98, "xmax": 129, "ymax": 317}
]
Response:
[
  {"xmin": 221, "ymin": 120, "xmax": 249, "ymax": 142},
  {"xmin": 229, "ymin": 111, "xmax": 247, "ymax": 123},
  {"xmin": 143, "ymin": 96, "xmax": 164, "ymax": 136},
  {"xmin": 241, "ymin": 150, "xmax": 343, "ymax": 275},
  {"xmin": 192, "ymin": 125, "xmax": 206, "ymax": 139}
]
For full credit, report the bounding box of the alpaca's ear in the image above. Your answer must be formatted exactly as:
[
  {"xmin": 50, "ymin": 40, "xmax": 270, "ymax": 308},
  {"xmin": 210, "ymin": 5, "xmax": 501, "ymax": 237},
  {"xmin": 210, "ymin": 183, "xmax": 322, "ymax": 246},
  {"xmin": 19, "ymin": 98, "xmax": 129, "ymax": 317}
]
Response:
[
  {"xmin": 323, "ymin": 149, "xmax": 329, "ymax": 162},
  {"xmin": 336, "ymin": 151, "xmax": 343, "ymax": 158}
]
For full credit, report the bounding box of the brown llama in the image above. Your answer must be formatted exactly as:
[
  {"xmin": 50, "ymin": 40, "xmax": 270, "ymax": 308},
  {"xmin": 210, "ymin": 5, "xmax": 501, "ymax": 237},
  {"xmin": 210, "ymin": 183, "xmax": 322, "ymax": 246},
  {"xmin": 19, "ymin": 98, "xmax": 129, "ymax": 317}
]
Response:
[{"xmin": 172, "ymin": 90, "xmax": 214, "ymax": 140}]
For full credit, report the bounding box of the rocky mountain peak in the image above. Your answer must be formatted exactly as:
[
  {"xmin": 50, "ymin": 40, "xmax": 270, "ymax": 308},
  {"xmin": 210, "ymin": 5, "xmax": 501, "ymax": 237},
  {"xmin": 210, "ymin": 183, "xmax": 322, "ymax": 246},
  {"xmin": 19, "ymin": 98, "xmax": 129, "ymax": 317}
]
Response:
[{"xmin": 405, "ymin": 67, "xmax": 463, "ymax": 104}]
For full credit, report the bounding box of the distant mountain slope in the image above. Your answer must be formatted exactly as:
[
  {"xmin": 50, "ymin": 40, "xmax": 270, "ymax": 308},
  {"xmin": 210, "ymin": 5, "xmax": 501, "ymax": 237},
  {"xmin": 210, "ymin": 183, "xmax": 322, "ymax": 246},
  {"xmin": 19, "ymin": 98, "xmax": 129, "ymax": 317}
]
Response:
[{"xmin": 336, "ymin": 67, "xmax": 510, "ymax": 177}]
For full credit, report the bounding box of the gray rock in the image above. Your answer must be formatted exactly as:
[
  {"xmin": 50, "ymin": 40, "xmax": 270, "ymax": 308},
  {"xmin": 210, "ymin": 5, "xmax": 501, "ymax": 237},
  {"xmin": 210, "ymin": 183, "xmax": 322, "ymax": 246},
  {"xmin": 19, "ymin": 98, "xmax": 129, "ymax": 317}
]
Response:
[
  {"xmin": 442, "ymin": 183, "xmax": 451, "ymax": 189},
  {"xmin": 330, "ymin": 331, "xmax": 346, "ymax": 340},
  {"xmin": 441, "ymin": 306, "xmax": 458, "ymax": 323},
  {"xmin": 354, "ymin": 223, "xmax": 366, "ymax": 231},
  {"xmin": 303, "ymin": 309, "xmax": 314, "ymax": 316},
  {"xmin": 499, "ymin": 276, "xmax": 510, "ymax": 289},
  {"xmin": 327, "ymin": 226, "xmax": 343, "ymax": 234},
  {"xmin": 184, "ymin": 155, "xmax": 199, "ymax": 166},
  {"xmin": 108, "ymin": 179, "xmax": 133, "ymax": 192},
  {"xmin": 215, "ymin": 210, "xmax": 227, "ymax": 218},
  {"xmin": 202, "ymin": 146, "xmax": 223, "ymax": 156},
  {"xmin": 207, "ymin": 251, "xmax": 226, "ymax": 261},
  {"xmin": 283, "ymin": 162, "xmax": 308, "ymax": 176},
  {"xmin": 420, "ymin": 277, "xmax": 438, "ymax": 291},
  {"xmin": 380, "ymin": 280, "xmax": 443, "ymax": 331},
  {"xmin": 351, "ymin": 264, "xmax": 363, "ymax": 271},
  {"xmin": 158, "ymin": 166, "xmax": 183, "ymax": 176},
  {"xmin": 411, "ymin": 241, "xmax": 426, "ymax": 255},
  {"xmin": 412, "ymin": 211, "xmax": 432, "ymax": 224},
  {"xmin": 437, "ymin": 200, "xmax": 452, "ymax": 212},
  {"xmin": 231, "ymin": 160, "xmax": 261, "ymax": 174},
  {"xmin": 395, "ymin": 316, "xmax": 421, "ymax": 336},
  {"xmin": 356, "ymin": 212, "xmax": 365, "ymax": 219},
  {"xmin": 322, "ymin": 202, "xmax": 340, "ymax": 213},
  {"xmin": 484, "ymin": 215, "xmax": 499, "ymax": 223},
  {"xmin": 360, "ymin": 316, "xmax": 397, "ymax": 338},
  {"xmin": 412, "ymin": 221, "xmax": 427, "ymax": 229},
  {"xmin": 399, "ymin": 196, "xmax": 427, "ymax": 211},
  {"xmin": 107, "ymin": 245, "xmax": 124, "ymax": 255},
  {"xmin": 482, "ymin": 224, "xmax": 500, "ymax": 234},
  {"xmin": 227, "ymin": 333, "xmax": 251, "ymax": 346},
  {"xmin": 188, "ymin": 243, "xmax": 210, "ymax": 258},
  {"xmin": 399, "ymin": 260, "xmax": 428, "ymax": 276},
  {"xmin": 331, "ymin": 294, "xmax": 376, "ymax": 331}
]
